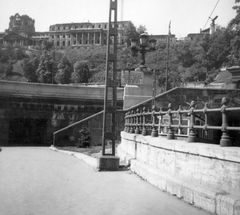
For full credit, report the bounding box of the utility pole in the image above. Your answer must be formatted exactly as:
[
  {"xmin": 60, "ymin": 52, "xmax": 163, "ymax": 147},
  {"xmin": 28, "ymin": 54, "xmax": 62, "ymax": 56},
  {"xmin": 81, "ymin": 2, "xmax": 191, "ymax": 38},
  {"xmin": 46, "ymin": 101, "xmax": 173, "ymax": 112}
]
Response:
[
  {"xmin": 152, "ymin": 69, "xmax": 156, "ymax": 107},
  {"xmin": 97, "ymin": 0, "xmax": 119, "ymax": 171},
  {"xmin": 165, "ymin": 21, "xmax": 171, "ymax": 91}
]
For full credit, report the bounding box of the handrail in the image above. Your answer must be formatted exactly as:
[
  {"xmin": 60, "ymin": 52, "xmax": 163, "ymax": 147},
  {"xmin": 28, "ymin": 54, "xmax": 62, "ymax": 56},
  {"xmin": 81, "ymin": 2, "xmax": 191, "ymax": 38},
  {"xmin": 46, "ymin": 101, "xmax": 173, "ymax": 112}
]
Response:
[
  {"xmin": 123, "ymin": 87, "xmax": 178, "ymax": 112},
  {"xmin": 53, "ymin": 110, "xmax": 104, "ymax": 145},
  {"xmin": 124, "ymin": 97, "xmax": 240, "ymax": 147}
]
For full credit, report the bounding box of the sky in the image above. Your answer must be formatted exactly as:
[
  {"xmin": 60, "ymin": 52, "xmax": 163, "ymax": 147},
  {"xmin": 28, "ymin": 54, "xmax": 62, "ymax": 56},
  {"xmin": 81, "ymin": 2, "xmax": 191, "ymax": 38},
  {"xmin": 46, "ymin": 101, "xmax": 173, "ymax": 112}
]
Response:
[{"xmin": 0, "ymin": 0, "xmax": 237, "ymax": 38}]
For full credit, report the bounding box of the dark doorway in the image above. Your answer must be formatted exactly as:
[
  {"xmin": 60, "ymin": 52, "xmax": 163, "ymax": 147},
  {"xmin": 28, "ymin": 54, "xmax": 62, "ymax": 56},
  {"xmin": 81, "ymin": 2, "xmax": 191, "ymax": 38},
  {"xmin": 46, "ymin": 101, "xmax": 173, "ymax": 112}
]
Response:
[{"xmin": 8, "ymin": 118, "xmax": 47, "ymax": 146}]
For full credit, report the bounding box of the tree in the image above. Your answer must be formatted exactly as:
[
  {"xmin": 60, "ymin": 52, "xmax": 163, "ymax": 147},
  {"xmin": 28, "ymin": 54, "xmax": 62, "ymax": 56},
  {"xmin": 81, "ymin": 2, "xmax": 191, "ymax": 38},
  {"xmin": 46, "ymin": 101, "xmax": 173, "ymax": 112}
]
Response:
[
  {"xmin": 22, "ymin": 57, "xmax": 39, "ymax": 82},
  {"xmin": 137, "ymin": 25, "xmax": 147, "ymax": 34},
  {"xmin": 4, "ymin": 60, "xmax": 14, "ymax": 77},
  {"xmin": 232, "ymin": 0, "xmax": 240, "ymax": 14},
  {"xmin": 36, "ymin": 50, "xmax": 56, "ymax": 83},
  {"xmin": 54, "ymin": 56, "xmax": 73, "ymax": 84},
  {"xmin": 122, "ymin": 21, "xmax": 139, "ymax": 47},
  {"xmin": 71, "ymin": 60, "xmax": 91, "ymax": 83}
]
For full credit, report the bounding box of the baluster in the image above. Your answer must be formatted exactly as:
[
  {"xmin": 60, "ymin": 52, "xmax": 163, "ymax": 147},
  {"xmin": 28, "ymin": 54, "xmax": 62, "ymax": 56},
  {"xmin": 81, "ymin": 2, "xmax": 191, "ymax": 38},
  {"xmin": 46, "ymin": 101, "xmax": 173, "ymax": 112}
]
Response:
[
  {"xmin": 167, "ymin": 103, "xmax": 174, "ymax": 139},
  {"xmin": 124, "ymin": 111, "xmax": 128, "ymax": 132},
  {"xmin": 147, "ymin": 109, "xmax": 151, "ymax": 135},
  {"xmin": 127, "ymin": 111, "xmax": 131, "ymax": 133},
  {"xmin": 220, "ymin": 97, "xmax": 232, "ymax": 147},
  {"xmin": 151, "ymin": 105, "xmax": 158, "ymax": 137},
  {"xmin": 139, "ymin": 109, "xmax": 142, "ymax": 133},
  {"xmin": 129, "ymin": 111, "xmax": 132, "ymax": 133},
  {"xmin": 203, "ymin": 103, "xmax": 208, "ymax": 138},
  {"xmin": 130, "ymin": 110, "xmax": 135, "ymax": 133},
  {"xmin": 188, "ymin": 101, "xmax": 197, "ymax": 142},
  {"xmin": 177, "ymin": 105, "xmax": 183, "ymax": 134},
  {"xmin": 158, "ymin": 107, "xmax": 163, "ymax": 134},
  {"xmin": 142, "ymin": 107, "xmax": 147, "ymax": 136},
  {"xmin": 135, "ymin": 109, "xmax": 140, "ymax": 134}
]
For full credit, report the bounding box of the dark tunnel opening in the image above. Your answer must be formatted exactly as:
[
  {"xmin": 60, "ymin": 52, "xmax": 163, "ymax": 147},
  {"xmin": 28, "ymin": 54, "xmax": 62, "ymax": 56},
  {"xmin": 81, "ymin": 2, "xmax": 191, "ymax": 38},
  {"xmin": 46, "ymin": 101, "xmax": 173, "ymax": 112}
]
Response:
[{"xmin": 8, "ymin": 118, "xmax": 48, "ymax": 146}]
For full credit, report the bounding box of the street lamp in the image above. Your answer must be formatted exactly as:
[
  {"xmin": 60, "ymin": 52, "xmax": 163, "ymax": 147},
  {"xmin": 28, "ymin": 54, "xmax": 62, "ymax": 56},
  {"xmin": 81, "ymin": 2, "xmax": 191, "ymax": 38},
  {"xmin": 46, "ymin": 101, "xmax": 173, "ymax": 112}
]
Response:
[{"xmin": 130, "ymin": 33, "xmax": 157, "ymax": 68}]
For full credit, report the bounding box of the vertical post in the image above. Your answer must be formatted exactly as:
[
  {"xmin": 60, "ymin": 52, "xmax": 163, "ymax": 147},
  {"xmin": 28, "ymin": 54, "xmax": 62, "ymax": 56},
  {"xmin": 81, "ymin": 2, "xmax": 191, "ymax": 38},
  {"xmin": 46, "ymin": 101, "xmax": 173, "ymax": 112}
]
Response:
[
  {"xmin": 177, "ymin": 105, "xmax": 183, "ymax": 135},
  {"xmin": 140, "ymin": 46, "xmax": 146, "ymax": 66},
  {"xmin": 220, "ymin": 97, "xmax": 232, "ymax": 147},
  {"xmin": 124, "ymin": 112, "xmax": 128, "ymax": 132},
  {"xmin": 142, "ymin": 107, "xmax": 147, "ymax": 136},
  {"xmin": 167, "ymin": 103, "xmax": 174, "ymax": 139},
  {"xmin": 53, "ymin": 133, "xmax": 55, "ymax": 146},
  {"xmin": 98, "ymin": 0, "xmax": 119, "ymax": 171},
  {"xmin": 165, "ymin": 21, "xmax": 171, "ymax": 91},
  {"xmin": 188, "ymin": 101, "xmax": 197, "ymax": 142},
  {"xmin": 151, "ymin": 105, "xmax": 158, "ymax": 137},
  {"xmin": 130, "ymin": 110, "xmax": 135, "ymax": 133},
  {"xmin": 152, "ymin": 69, "xmax": 156, "ymax": 107},
  {"xmin": 135, "ymin": 109, "xmax": 140, "ymax": 134}
]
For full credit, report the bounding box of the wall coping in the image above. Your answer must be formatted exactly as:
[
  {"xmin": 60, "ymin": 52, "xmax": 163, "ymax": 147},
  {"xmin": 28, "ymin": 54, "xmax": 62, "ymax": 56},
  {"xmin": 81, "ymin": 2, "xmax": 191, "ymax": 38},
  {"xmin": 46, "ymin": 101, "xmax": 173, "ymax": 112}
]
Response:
[{"xmin": 121, "ymin": 131, "xmax": 240, "ymax": 164}]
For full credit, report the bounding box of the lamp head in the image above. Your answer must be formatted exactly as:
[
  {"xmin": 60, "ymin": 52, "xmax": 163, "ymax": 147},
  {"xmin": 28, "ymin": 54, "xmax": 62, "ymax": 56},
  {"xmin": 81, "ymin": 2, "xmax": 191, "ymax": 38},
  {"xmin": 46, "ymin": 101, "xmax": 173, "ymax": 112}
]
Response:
[
  {"xmin": 149, "ymin": 38, "xmax": 157, "ymax": 51},
  {"xmin": 139, "ymin": 33, "xmax": 149, "ymax": 47}
]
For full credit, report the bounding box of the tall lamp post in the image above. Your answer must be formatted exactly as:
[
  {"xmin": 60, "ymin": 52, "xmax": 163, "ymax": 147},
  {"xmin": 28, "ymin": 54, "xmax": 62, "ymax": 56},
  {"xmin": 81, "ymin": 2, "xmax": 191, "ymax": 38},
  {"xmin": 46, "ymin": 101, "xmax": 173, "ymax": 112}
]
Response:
[
  {"xmin": 130, "ymin": 33, "xmax": 156, "ymax": 69},
  {"xmin": 130, "ymin": 33, "xmax": 157, "ymax": 107}
]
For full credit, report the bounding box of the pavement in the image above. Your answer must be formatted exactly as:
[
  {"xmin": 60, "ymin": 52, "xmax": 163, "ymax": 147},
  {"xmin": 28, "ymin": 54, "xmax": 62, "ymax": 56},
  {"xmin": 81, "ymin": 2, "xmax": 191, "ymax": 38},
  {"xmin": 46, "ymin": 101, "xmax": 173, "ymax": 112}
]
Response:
[{"xmin": 0, "ymin": 147, "xmax": 213, "ymax": 215}]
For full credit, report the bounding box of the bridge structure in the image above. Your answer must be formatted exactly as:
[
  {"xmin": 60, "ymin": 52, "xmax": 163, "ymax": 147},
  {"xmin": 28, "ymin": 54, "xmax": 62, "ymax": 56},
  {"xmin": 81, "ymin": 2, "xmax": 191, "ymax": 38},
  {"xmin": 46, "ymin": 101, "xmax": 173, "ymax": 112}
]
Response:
[
  {"xmin": 0, "ymin": 80, "xmax": 124, "ymax": 146},
  {"xmin": 1, "ymin": 78, "xmax": 240, "ymax": 214},
  {"xmin": 116, "ymin": 87, "xmax": 240, "ymax": 215}
]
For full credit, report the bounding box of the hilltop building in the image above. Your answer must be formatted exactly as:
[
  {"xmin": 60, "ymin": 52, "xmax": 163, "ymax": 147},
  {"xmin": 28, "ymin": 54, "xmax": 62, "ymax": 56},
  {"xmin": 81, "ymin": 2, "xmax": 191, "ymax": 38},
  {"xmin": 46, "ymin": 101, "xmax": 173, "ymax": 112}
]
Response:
[
  {"xmin": 0, "ymin": 13, "xmax": 178, "ymax": 49},
  {"xmin": 0, "ymin": 13, "xmax": 130, "ymax": 48}
]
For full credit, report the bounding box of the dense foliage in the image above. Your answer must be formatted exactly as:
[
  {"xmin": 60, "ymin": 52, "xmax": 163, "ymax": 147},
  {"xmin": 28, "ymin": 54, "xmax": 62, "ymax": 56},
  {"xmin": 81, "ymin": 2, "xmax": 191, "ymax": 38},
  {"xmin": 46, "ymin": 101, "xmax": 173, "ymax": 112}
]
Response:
[{"xmin": 0, "ymin": 2, "xmax": 240, "ymax": 88}]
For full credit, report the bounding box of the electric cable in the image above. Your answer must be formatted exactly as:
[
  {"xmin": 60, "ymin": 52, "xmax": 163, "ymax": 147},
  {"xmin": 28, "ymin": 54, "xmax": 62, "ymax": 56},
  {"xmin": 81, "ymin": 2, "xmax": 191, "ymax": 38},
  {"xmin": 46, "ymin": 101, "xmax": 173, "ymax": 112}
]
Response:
[{"xmin": 202, "ymin": 0, "xmax": 220, "ymax": 30}]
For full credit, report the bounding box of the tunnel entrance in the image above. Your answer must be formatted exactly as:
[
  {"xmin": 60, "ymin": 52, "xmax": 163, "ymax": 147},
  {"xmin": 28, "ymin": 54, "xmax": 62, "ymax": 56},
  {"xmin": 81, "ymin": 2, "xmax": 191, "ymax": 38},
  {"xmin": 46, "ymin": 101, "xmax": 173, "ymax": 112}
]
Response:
[{"xmin": 8, "ymin": 118, "xmax": 48, "ymax": 146}]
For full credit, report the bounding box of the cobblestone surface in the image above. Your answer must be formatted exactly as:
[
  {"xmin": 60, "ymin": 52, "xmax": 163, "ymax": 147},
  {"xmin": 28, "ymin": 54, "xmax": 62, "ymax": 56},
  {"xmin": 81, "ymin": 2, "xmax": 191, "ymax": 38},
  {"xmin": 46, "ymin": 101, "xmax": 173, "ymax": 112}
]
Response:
[{"xmin": 0, "ymin": 147, "xmax": 213, "ymax": 215}]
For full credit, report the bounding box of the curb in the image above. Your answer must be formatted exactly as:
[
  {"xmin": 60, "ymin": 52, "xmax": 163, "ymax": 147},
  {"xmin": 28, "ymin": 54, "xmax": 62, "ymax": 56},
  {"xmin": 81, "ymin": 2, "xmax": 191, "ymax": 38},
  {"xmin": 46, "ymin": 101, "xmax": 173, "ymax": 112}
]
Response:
[{"xmin": 49, "ymin": 146, "xmax": 98, "ymax": 169}]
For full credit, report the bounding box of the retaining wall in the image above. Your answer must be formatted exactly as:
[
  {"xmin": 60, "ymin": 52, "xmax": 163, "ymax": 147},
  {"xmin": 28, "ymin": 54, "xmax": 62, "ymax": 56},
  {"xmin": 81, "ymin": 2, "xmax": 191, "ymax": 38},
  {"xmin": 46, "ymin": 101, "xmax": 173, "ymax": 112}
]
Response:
[{"xmin": 118, "ymin": 131, "xmax": 240, "ymax": 215}]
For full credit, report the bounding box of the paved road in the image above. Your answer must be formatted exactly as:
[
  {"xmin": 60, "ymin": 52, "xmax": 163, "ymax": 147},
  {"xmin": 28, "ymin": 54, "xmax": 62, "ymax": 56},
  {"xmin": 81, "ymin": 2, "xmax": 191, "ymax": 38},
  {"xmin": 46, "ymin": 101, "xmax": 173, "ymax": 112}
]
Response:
[{"xmin": 0, "ymin": 147, "xmax": 213, "ymax": 215}]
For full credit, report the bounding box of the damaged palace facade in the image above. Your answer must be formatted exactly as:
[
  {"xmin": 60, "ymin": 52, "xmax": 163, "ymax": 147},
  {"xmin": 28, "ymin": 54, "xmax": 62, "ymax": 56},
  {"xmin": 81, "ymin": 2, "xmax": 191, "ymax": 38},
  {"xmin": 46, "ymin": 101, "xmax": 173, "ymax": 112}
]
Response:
[{"xmin": 0, "ymin": 13, "xmax": 129, "ymax": 48}]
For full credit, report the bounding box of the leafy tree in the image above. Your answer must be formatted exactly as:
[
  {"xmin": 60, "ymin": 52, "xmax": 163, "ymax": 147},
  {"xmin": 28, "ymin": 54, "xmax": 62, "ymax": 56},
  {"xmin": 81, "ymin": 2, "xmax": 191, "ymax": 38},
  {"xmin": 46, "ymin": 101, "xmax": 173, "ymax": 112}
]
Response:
[
  {"xmin": 71, "ymin": 60, "xmax": 91, "ymax": 83},
  {"xmin": 122, "ymin": 22, "xmax": 139, "ymax": 47},
  {"xmin": 54, "ymin": 56, "xmax": 73, "ymax": 84},
  {"xmin": 232, "ymin": 0, "xmax": 240, "ymax": 14},
  {"xmin": 4, "ymin": 60, "xmax": 14, "ymax": 77},
  {"xmin": 137, "ymin": 25, "xmax": 147, "ymax": 34},
  {"xmin": 21, "ymin": 57, "xmax": 39, "ymax": 82},
  {"xmin": 200, "ymin": 28, "xmax": 231, "ymax": 71},
  {"xmin": 36, "ymin": 50, "xmax": 56, "ymax": 83}
]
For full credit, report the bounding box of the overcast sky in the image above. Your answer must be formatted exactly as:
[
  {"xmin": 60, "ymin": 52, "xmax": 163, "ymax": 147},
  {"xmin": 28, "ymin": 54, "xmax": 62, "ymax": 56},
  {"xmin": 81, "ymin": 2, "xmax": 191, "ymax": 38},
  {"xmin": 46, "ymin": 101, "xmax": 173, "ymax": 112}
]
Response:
[{"xmin": 0, "ymin": 0, "xmax": 237, "ymax": 38}]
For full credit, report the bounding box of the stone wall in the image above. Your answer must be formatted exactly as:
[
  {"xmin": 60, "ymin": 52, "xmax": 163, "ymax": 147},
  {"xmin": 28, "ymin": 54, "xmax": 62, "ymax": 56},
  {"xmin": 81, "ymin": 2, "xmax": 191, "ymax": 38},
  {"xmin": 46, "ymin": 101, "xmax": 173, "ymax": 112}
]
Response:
[
  {"xmin": 0, "ymin": 81, "xmax": 124, "ymax": 146},
  {"xmin": 118, "ymin": 131, "xmax": 240, "ymax": 215}
]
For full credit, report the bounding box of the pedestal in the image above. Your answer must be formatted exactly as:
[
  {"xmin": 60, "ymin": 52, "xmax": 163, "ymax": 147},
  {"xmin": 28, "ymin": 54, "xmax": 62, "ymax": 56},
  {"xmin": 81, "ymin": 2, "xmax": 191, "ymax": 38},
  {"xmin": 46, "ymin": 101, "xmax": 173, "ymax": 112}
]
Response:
[{"xmin": 97, "ymin": 155, "xmax": 120, "ymax": 171}]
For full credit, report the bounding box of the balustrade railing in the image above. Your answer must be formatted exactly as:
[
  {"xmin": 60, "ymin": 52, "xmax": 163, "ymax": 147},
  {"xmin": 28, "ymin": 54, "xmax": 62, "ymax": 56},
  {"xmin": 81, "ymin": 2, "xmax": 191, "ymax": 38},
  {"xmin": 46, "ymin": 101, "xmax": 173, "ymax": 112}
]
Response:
[{"xmin": 124, "ymin": 97, "xmax": 240, "ymax": 147}]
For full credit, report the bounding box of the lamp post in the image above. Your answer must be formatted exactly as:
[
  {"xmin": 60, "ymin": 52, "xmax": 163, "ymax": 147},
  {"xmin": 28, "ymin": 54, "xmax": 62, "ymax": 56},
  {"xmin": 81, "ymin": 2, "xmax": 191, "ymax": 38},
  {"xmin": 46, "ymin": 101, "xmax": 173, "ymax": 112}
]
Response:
[{"xmin": 130, "ymin": 33, "xmax": 156, "ymax": 69}]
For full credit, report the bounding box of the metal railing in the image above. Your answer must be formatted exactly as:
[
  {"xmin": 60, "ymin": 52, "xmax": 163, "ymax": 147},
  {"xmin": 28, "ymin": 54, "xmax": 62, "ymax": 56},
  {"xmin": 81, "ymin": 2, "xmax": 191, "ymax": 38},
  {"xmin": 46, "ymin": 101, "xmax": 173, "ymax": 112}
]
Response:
[
  {"xmin": 53, "ymin": 110, "xmax": 104, "ymax": 146},
  {"xmin": 124, "ymin": 97, "xmax": 240, "ymax": 147}
]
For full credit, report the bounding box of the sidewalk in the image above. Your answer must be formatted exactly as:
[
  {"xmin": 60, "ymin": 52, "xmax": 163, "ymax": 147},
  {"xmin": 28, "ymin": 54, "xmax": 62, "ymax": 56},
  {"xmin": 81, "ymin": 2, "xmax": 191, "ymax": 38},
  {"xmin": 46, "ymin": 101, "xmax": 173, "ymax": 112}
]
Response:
[{"xmin": 0, "ymin": 147, "xmax": 213, "ymax": 215}]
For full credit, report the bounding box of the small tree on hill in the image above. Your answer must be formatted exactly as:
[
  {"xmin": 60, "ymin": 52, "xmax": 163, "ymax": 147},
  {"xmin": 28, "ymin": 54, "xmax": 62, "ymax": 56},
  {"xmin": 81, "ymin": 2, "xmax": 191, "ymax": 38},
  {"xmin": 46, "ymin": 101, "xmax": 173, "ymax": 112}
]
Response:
[
  {"xmin": 54, "ymin": 56, "xmax": 73, "ymax": 84},
  {"xmin": 71, "ymin": 60, "xmax": 91, "ymax": 83}
]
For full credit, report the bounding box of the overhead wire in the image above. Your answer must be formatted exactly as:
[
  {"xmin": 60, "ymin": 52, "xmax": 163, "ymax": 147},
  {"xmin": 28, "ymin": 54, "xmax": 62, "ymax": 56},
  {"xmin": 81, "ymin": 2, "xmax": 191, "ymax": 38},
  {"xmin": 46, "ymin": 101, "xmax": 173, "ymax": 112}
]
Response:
[{"xmin": 202, "ymin": 0, "xmax": 220, "ymax": 30}]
